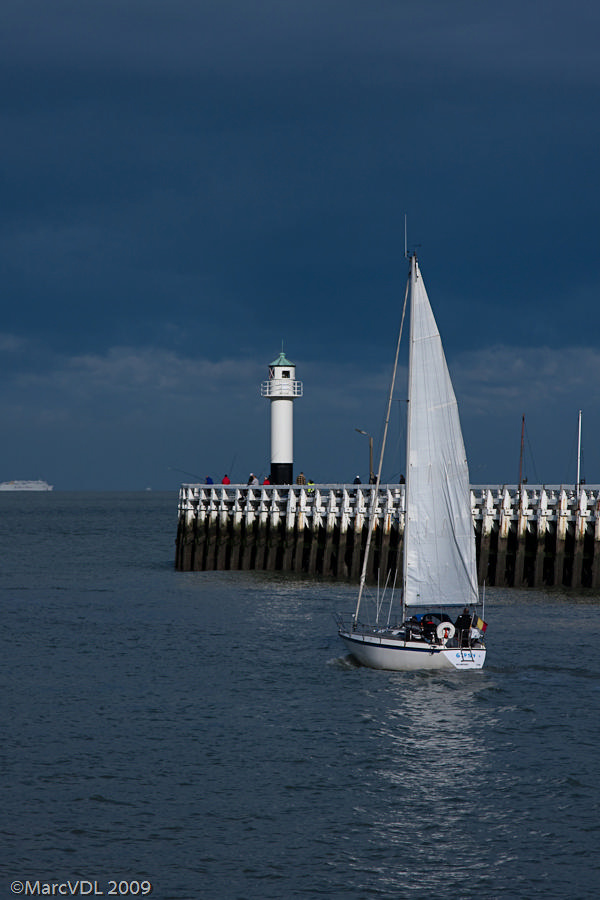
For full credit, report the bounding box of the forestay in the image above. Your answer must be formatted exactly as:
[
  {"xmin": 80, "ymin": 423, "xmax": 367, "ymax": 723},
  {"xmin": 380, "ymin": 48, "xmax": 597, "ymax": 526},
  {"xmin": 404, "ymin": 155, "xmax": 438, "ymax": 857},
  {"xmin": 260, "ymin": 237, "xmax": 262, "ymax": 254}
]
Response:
[{"xmin": 403, "ymin": 257, "xmax": 478, "ymax": 608}]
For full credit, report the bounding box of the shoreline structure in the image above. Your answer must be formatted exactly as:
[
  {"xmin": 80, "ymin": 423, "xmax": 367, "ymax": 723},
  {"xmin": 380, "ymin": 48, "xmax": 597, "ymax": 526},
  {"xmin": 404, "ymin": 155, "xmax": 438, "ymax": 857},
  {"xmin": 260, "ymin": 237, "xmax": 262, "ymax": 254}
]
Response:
[{"xmin": 176, "ymin": 483, "xmax": 600, "ymax": 589}]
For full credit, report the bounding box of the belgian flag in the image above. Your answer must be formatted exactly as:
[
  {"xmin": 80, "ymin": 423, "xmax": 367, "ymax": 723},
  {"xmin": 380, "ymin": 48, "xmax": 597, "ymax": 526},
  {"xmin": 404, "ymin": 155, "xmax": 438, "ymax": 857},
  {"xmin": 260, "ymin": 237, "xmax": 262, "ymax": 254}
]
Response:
[{"xmin": 471, "ymin": 614, "xmax": 487, "ymax": 632}]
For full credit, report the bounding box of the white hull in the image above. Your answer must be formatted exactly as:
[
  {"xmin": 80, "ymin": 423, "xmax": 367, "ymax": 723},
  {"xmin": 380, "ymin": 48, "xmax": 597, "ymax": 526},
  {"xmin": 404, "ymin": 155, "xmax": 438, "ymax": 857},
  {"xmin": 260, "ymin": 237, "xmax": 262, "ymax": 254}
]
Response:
[
  {"xmin": 0, "ymin": 480, "xmax": 53, "ymax": 492},
  {"xmin": 339, "ymin": 628, "xmax": 486, "ymax": 671}
]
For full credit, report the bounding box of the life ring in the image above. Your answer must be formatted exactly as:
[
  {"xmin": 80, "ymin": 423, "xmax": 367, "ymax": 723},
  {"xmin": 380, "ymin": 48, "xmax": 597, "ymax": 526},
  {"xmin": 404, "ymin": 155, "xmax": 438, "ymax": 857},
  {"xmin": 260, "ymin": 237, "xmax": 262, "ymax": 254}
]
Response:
[{"xmin": 436, "ymin": 621, "xmax": 456, "ymax": 642}]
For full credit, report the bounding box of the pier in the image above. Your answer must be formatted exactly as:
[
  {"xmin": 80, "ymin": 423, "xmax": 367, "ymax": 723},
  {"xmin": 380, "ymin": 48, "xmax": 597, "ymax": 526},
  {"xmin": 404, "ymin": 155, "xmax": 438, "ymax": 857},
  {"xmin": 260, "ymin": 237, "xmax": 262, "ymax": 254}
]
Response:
[{"xmin": 175, "ymin": 484, "xmax": 600, "ymax": 589}]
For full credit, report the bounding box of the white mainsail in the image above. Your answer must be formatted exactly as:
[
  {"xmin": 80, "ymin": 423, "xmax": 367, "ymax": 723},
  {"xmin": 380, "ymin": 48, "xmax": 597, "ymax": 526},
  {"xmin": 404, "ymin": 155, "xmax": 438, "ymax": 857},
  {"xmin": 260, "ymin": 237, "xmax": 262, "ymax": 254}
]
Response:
[{"xmin": 403, "ymin": 256, "xmax": 478, "ymax": 608}]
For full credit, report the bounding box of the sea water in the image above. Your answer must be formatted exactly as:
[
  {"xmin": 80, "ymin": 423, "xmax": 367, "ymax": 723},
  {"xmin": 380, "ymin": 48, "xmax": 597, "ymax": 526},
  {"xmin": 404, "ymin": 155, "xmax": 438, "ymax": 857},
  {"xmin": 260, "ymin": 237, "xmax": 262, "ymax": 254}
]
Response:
[{"xmin": 1, "ymin": 492, "xmax": 599, "ymax": 900}]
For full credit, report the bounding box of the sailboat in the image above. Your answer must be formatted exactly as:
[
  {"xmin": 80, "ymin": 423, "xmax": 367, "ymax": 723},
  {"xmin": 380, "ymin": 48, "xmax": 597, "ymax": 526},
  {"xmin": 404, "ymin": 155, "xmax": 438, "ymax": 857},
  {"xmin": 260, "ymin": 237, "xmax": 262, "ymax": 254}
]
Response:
[{"xmin": 337, "ymin": 253, "xmax": 487, "ymax": 670}]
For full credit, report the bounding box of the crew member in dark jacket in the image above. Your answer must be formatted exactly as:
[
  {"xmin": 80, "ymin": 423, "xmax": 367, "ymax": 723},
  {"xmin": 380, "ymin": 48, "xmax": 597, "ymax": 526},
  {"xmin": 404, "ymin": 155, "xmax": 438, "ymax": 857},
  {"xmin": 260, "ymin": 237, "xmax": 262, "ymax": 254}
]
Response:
[{"xmin": 455, "ymin": 608, "xmax": 472, "ymax": 647}]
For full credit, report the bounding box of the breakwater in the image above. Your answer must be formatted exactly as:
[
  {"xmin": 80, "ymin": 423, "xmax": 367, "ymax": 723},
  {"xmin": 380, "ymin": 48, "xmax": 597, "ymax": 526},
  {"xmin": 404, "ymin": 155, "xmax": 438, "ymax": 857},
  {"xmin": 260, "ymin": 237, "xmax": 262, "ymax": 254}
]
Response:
[{"xmin": 175, "ymin": 483, "xmax": 600, "ymax": 589}]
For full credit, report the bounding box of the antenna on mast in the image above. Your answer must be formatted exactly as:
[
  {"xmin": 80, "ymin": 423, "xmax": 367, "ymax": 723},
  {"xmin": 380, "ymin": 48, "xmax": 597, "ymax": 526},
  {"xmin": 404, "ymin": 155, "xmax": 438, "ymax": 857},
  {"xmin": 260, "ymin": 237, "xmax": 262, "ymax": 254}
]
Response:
[{"xmin": 403, "ymin": 216, "xmax": 420, "ymax": 260}]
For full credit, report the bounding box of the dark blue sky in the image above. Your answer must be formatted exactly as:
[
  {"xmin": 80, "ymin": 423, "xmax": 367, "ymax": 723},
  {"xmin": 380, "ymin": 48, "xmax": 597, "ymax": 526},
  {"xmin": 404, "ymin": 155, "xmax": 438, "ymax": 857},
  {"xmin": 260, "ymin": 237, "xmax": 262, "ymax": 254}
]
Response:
[{"xmin": 2, "ymin": 0, "xmax": 600, "ymax": 489}]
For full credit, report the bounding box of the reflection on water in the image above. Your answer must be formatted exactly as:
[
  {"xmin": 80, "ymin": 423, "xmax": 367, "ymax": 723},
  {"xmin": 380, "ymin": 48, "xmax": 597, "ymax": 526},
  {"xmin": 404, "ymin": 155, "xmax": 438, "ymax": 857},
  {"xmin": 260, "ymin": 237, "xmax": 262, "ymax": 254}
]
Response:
[
  {"xmin": 377, "ymin": 677, "xmax": 488, "ymax": 787},
  {"xmin": 345, "ymin": 674, "xmax": 492, "ymax": 892}
]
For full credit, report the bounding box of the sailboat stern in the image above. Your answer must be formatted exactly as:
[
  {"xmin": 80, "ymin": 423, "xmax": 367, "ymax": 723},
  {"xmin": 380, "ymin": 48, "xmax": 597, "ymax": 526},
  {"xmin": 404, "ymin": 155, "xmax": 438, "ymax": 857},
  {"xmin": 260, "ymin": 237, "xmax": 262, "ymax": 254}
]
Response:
[{"xmin": 439, "ymin": 646, "xmax": 486, "ymax": 670}]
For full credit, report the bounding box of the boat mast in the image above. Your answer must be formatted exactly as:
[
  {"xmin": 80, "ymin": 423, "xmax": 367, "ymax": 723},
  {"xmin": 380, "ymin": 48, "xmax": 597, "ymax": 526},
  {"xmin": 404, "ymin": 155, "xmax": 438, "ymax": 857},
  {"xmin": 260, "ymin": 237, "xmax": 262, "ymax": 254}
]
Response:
[
  {"xmin": 576, "ymin": 409, "xmax": 582, "ymax": 500},
  {"xmin": 352, "ymin": 263, "xmax": 410, "ymax": 626},
  {"xmin": 402, "ymin": 253, "xmax": 417, "ymax": 623}
]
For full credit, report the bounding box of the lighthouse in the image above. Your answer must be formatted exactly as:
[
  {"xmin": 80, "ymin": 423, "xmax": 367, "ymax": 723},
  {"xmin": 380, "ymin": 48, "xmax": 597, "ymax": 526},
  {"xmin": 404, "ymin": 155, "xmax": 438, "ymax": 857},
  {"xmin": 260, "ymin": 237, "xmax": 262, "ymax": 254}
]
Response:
[{"xmin": 260, "ymin": 350, "xmax": 303, "ymax": 484}]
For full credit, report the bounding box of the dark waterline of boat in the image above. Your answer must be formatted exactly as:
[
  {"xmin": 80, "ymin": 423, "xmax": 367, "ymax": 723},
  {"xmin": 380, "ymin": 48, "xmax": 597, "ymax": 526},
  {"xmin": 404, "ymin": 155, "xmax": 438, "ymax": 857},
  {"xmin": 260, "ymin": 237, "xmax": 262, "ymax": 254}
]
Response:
[{"xmin": 2, "ymin": 492, "xmax": 599, "ymax": 898}]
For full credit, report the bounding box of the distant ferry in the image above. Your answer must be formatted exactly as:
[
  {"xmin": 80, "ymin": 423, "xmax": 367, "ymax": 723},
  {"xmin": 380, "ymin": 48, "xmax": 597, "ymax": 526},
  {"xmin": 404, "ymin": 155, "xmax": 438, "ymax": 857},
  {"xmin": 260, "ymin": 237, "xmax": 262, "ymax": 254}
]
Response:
[{"xmin": 0, "ymin": 480, "xmax": 54, "ymax": 492}]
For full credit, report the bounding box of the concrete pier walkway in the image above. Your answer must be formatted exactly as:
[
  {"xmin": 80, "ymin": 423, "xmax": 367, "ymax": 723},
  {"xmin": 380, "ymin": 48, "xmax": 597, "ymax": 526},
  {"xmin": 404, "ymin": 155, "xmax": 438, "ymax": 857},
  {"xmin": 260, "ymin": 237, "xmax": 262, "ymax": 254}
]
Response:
[{"xmin": 176, "ymin": 483, "xmax": 600, "ymax": 589}]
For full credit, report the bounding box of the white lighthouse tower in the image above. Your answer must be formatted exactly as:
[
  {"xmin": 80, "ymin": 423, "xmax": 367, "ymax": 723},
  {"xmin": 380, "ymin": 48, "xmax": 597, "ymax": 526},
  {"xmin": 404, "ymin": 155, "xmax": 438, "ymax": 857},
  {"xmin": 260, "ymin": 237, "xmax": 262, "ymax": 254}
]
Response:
[{"xmin": 260, "ymin": 350, "xmax": 303, "ymax": 484}]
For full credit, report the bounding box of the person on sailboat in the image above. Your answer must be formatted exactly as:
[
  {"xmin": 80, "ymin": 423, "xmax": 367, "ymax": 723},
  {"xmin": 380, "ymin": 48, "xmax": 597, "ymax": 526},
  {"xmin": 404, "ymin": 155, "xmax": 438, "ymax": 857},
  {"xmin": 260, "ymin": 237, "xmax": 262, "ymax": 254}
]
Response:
[
  {"xmin": 421, "ymin": 615, "xmax": 437, "ymax": 642},
  {"xmin": 455, "ymin": 608, "xmax": 472, "ymax": 647}
]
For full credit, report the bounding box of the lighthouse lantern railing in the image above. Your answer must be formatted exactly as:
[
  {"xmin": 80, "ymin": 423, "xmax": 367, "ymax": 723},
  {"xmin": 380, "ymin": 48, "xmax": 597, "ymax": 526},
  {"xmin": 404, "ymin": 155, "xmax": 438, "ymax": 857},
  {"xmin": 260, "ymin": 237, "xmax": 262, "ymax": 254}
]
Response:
[{"xmin": 261, "ymin": 380, "xmax": 303, "ymax": 398}]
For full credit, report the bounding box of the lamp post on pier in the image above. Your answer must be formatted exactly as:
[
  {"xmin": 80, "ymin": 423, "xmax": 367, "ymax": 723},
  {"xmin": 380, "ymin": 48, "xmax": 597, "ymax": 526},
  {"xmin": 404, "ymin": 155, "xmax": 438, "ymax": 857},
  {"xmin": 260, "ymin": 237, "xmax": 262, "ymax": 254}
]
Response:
[{"xmin": 355, "ymin": 428, "xmax": 375, "ymax": 484}]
